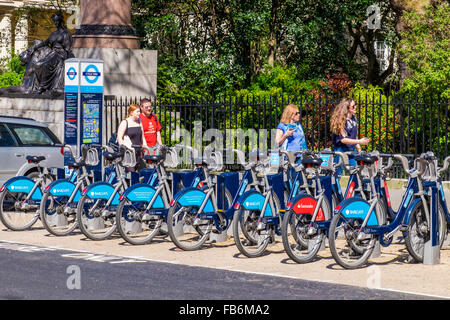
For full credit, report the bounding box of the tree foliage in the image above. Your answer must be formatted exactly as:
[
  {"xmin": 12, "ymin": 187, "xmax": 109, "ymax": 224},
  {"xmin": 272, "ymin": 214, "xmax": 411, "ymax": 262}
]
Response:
[
  {"xmin": 131, "ymin": 0, "xmax": 403, "ymax": 97},
  {"xmin": 398, "ymin": 1, "xmax": 450, "ymax": 99}
]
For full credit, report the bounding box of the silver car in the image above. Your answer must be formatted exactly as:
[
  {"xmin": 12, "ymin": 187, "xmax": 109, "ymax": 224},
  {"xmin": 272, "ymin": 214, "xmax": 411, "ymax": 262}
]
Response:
[{"xmin": 0, "ymin": 116, "xmax": 63, "ymax": 186}]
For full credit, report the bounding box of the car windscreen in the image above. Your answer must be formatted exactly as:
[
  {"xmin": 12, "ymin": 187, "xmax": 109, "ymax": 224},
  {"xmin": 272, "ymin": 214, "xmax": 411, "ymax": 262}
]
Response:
[
  {"xmin": 0, "ymin": 124, "xmax": 17, "ymax": 147},
  {"xmin": 7, "ymin": 124, "xmax": 56, "ymax": 146}
]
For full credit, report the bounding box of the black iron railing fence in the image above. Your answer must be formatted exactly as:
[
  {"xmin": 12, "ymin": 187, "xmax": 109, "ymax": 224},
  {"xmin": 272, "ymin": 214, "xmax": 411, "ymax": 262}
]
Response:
[{"xmin": 104, "ymin": 94, "xmax": 450, "ymax": 179}]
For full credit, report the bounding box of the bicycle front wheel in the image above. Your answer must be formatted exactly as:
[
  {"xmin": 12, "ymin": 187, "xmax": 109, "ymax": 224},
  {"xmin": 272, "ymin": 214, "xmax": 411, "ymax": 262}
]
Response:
[
  {"xmin": 76, "ymin": 195, "xmax": 117, "ymax": 240},
  {"xmin": 405, "ymin": 201, "xmax": 446, "ymax": 262},
  {"xmin": 0, "ymin": 189, "xmax": 39, "ymax": 231},
  {"xmin": 40, "ymin": 192, "xmax": 78, "ymax": 236},
  {"xmin": 232, "ymin": 208, "xmax": 271, "ymax": 258},
  {"xmin": 116, "ymin": 199, "xmax": 162, "ymax": 245},
  {"xmin": 328, "ymin": 213, "xmax": 376, "ymax": 269},
  {"xmin": 281, "ymin": 209, "xmax": 325, "ymax": 263},
  {"xmin": 167, "ymin": 201, "xmax": 213, "ymax": 251}
]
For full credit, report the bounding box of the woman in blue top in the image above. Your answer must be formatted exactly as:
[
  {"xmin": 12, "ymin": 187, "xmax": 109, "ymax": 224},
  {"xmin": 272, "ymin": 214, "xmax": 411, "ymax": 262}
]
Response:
[
  {"xmin": 330, "ymin": 98, "xmax": 370, "ymax": 174},
  {"xmin": 275, "ymin": 104, "xmax": 307, "ymax": 152}
]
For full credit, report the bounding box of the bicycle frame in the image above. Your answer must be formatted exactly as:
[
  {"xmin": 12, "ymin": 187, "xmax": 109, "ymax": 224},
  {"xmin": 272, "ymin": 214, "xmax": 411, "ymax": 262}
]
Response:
[
  {"xmin": 43, "ymin": 164, "xmax": 91, "ymax": 209},
  {"xmin": 172, "ymin": 161, "xmax": 264, "ymax": 232},
  {"xmin": 1, "ymin": 163, "xmax": 56, "ymax": 206},
  {"xmin": 121, "ymin": 164, "xmax": 206, "ymax": 219},
  {"xmin": 338, "ymin": 165, "xmax": 430, "ymax": 247}
]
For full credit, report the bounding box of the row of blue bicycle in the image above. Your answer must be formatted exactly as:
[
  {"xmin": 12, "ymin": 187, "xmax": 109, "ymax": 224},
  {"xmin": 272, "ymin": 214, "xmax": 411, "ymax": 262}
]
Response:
[{"xmin": 0, "ymin": 140, "xmax": 449, "ymax": 269}]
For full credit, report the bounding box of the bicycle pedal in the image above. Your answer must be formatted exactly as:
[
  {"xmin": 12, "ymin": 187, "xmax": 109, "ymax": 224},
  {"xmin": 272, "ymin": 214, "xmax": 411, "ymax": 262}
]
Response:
[
  {"xmin": 101, "ymin": 211, "xmax": 110, "ymax": 218},
  {"xmin": 257, "ymin": 222, "xmax": 266, "ymax": 231},
  {"xmin": 307, "ymin": 227, "xmax": 317, "ymax": 236}
]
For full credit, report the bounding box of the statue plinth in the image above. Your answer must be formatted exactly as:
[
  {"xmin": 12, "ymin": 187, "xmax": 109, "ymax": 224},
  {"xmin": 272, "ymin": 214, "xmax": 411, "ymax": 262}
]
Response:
[
  {"xmin": 72, "ymin": 0, "xmax": 139, "ymax": 49},
  {"xmin": 73, "ymin": 31, "xmax": 140, "ymax": 49},
  {"xmin": 71, "ymin": 0, "xmax": 156, "ymax": 98}
]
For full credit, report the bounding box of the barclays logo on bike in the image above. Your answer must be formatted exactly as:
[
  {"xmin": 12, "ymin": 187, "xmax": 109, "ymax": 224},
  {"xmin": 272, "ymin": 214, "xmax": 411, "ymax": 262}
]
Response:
[
  {"xmin": 90, "ymin": 191, "xmax": 108, "ymax": 196},
  {"xmin": 345, "ymin": 209, "xmax": 364, "ymax": 215},
  {"xmin": 10, "ymin": 185, "xmax": 29, "ymax": 191}
]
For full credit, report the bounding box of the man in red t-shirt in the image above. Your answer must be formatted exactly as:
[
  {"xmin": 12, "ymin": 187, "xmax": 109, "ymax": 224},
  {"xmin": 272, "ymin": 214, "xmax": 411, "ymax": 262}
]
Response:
[{"xmin": 139, "ymin": 98, "xmax": 162, "ymax": 147}]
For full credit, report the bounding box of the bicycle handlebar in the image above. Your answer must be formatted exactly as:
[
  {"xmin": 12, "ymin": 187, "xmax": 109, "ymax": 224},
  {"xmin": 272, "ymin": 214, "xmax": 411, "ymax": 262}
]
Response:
[
  {"xmin": 175, "ymin": 144, "xmax": 200, "ymax": 159},
  {"xmin": 437, "ymin": 156, "xmax": 450, "ymax": 176},
  {"xmin": 318, "ymin": 149, "xmax": 348, "ymax": 169}
]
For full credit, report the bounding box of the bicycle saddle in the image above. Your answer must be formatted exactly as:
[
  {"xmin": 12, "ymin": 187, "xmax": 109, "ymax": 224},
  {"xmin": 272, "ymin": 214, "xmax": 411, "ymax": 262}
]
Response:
[
  {"xmin": 103, "ymin": 151, "xmax": 123, "ymax": 161},
  {"xmin": 301, "ymin": 157, "xmax": 323, "ymax": 167},
  {"xmin": 67, "ymin": 161, "xmax": 85, "ymax": 169},
  {"xmin": 26, "ymin": 155, "xmax": 46, "ymax": 163},
  {"xmin": 144, "ymin": 154, "xmax": 165, "ymax": 163},
  {"xmin": 354, "ymin": 154, "xmax": 378, "ymax": 165}
]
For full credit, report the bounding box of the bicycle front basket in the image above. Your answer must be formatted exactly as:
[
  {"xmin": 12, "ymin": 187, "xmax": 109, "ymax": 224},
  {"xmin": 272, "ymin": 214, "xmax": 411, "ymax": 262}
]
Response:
[
  {"xmin": 85, "ymin": 148, "xmax": 100, "ymax": 166},
  {"xmin": 209, "ymin": 151, "xmax": 223, "ymax": 171},
  {"xmin": 164, "ymin": 147, "xmax": 179, "ymax": 168},
  {"xmin": 121, "ymin": 148, "xmax": 137, "ymax": 168}
]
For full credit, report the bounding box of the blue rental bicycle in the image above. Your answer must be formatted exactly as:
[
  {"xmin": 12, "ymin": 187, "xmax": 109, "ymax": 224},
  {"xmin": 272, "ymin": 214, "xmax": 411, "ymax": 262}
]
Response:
[
  {"xmin": 232, "ymin": 149, "xmax": 289, "ymax": 257},
  {"xmin": 281, "ymin": 149, "xmax": 348, "ymax": 263},
  {"xmin": 328, "ymin": 152, "xmax": 448, "ymax": 269},
  {"xmin": 40, "ymin": 144, "xmax": 100, "ymax": 236},
  {"xmin": 115, "ymin": 145, "xmax": 208, "ymax": 245},
  {"xmin": 167, "ymin": 148, "xmax": 267, "ymax": 251},
  {"xmin": 0, "ymin": 147, "xmax": 65, "ymax": 231},
  {"xmin": 437, "ymin": 156, "xmax": 450, "ymax": 237},
  {"xmin": 404, "ymin": 153, "xmax": 449, "ymax": 261},
  {"xmin": 76, "ymin": 144, "xmax": 137, "ymax": 240}
]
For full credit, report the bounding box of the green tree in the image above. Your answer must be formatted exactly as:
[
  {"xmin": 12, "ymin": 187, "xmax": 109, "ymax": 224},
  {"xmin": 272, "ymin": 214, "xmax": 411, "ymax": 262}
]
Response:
[
  {"xmin": 398, "ymin": 1, "xmax": 450, "ymax": 99},
  {"xmin": 0, "ymin": 54, "xmax": 25, "ymax": 87}
]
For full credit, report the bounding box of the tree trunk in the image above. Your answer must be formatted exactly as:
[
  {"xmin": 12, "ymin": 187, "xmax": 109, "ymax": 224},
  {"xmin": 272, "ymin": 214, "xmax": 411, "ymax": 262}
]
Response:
[{"xmin": 267, "ymin": 0, "xmax": 279, "ymax": 67}]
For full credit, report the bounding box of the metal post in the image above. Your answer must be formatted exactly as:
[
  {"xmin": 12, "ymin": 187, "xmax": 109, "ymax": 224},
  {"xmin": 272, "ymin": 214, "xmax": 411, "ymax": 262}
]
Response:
[{"xmin": 423, "ymin": 185, "xmax": 440, "ymax": 265}]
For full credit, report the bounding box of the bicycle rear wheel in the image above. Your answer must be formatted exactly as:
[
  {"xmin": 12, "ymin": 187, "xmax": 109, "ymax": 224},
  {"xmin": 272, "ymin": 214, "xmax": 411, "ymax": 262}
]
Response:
[
  {"xmin": 167, "ymin": 201, "xmax": 213, "ymax": 251},
  {"xmin": 116, "ymin": 199, "xmax": 162, "ymax": 245},
  {"xmin": 40, "ymin": 192, "xmax": 78, "ymax": 236},
  {"xmin": 328, "ymin": 213, "xmax": 376, "ymax": 269},
  {"xmin": 281, "ymin": 209, "xmax": 326, "ymax": 264},
  {"xmin": 232, "ymin": 208, "xmax": 271, "ymax": 257},
  {"xmin": 0, "ymin": 189, "xmax": 39, "ymax": 231},
  {"xmin": 405, "ymin": 201, "xmax": 446, "ymax": 262},
  {"xmin": 76, "ymin": 195, "xmax": 117, "ymax": 240}
]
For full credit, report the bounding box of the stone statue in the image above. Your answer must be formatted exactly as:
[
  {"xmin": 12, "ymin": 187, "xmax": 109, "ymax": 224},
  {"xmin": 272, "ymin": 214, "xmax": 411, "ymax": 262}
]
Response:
[{"xmin": 0, "ymin": 12, "xmax": 73, "ymax": 97}]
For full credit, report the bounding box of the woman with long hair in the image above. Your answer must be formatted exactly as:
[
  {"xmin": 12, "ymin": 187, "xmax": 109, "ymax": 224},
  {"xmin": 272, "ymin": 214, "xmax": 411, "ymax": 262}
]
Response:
[
  {"xmin": 275, "ymin": 104, "xmax": 307, "ymax": 152},
  {"xmin": 330, "ymin": 98, "xmax": 370, "ymax": 173}
]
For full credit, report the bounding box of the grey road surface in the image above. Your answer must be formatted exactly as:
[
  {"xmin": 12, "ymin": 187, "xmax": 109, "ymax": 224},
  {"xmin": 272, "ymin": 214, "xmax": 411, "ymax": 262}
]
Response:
[{"xmin": 0, "ymin": 241, "xmax": 438, "ymax": 302}]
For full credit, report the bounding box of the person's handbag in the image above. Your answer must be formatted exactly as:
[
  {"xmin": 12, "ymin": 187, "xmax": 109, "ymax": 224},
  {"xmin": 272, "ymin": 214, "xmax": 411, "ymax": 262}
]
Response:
[
  {"xmin": 120, "ymin": 119, "xmax": 133, "ymax": 149},
  {"xmin": 122, "ymin": 135, "xmax": 132, "ymax": 148}
]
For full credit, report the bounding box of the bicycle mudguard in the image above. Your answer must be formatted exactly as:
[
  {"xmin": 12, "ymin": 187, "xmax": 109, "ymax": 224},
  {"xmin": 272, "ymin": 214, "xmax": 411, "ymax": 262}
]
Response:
[
  {"xmin": 121, "ymin": 183, "xmax": 164, "ymax": 208},
  {"xmin": 235, "ymin": 189, "xmax": 273, "ymax": 217},
  {"xmin": 82, "ymin": 182, "xmax": 120, "ymax": 205},
  {"xmin": 287, "ymin": 193, "xmax": 327, "ymax": 221},
  {"xmin": 334, "ymin": 197, "xmax": 379, "ymax": 226},
  {"xmin": 44, "ymin": 179, "xmax": 81, "ymax": 202},
  {"xmin": 171, "ymin": 187, "xmax": 215, "ymax": 213},
  {"xmin": 402, "ymin": 197, "xmax": 422, "ymax": 226},
  {"xmin": 1, "ymin": 176, "xmax": 42, "ymax": 200}
]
